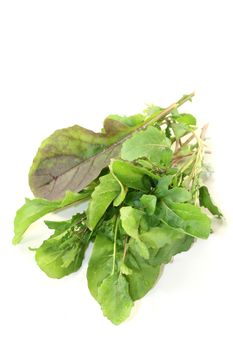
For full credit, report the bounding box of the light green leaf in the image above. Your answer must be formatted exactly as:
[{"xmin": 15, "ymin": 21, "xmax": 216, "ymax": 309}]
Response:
[
  {"xmin": 140, "ymin": 194, "xmax": 157, "ymax": 215},
  {"xmin": 35, "ymin": 214, "xmax": 91, "ymax": 278},
  {"xmin": 103, "ymin": 114, "xmax": 145, "ymax": 132},
  {"xmin": 149, "ymin": 235, "xmax": 194, "ymax": 265},
  {"xmin": 44, "ymin": 219, "xmax": 74, "ymax": 234},
  {"xmin": 135, "ymin": 159, "xmax": 153, "ymax": 170},
  {"xmin": 120, "ymin": 206, "xmax": 143, "ymax": 239},
  {"xmin": 171, "ymin": 123, "xmax": 191, "ymax": 139},
  {"xmin": 120, "ymin": 263, "xmax": 132, "ymax": 275},
  {"xmin": 158, "ymin": 201, "xmax": 211, "ymax": 239},
  {"xmin": 121, "ymin": 126, "xmax": 172, "ymax": 167},
  {"xmin": 13, "ymin": 190, "xmax": 91, "ymax": 244},
  {"xmin": 141, "ymin": 223, "xmax": 186, "ymax": 249},
  {"xmin": 164, "ymin": 187, "xmax": 192, "ymax": 202},
  {"xmin": 109, "ymin": 163, "xmax": 127, "ymax": 207},
  {"xmin": 199, "ymin": 186, "xmax": 222, "ymax": 217},
  {"xmin": 155, "ymin": 175, "xmax": 173, "ymax": 197},
  {"xmin": 87, "ymin": 235, "xmax": 114, "ymax": 299},
  {"xmin": 129, "ymin": 238, "xmax": 149, "ymax": 260},
  {"xmin": 86, "ymin": 173, "xmax": 120, "ymax": 230},
  {"xmin": 176, "ymin": 113, "xmax": 196, "ymax": 125},
  {"xmin": 110, "ymin": 159, "xmax": 159, "ymax": 192},
  {"xmin": 144, "ymin": 104, "xmax": 163, "ymax": 117},
  {"xmin": 98, "ymin": 273, "xmax": 134, "ymax": 325},
  {"xmin": 126, "ymin": 251, "xmax": 161, "ymax": 300}
]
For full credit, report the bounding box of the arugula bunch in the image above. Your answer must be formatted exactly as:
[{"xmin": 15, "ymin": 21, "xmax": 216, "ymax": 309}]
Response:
[{"xmin": 13, "ymin": 93, "xmax": 222, "ymax": 324}]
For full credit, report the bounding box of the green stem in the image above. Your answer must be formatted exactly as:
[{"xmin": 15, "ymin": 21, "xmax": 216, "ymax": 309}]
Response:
[
  {"xmin": 176, "ymin": 92, "xmax": 195, "ymax": 107},
  {"xmin": 144, "ymin": 92, "xmax": 195, "ymax": 126},
  {"xmin": 111, "ymin": 216, "xmax": 119, "ymax": 275},
  {"xmin": 110, "ymin": 92, "xmax": 195, "ymax": 147},
  {"xmin": 122, "ymin": 236, "xmax": 129, "ymax": 263},
  {"xmin": 188, "ymin": 131, "xmax": 205, "ymax": 204}
]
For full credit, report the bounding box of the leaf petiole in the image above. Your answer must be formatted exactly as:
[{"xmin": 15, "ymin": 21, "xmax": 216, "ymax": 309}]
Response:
[{"xmin": 111, "ymin": 216, "xmax": 120, "ymax": 275}]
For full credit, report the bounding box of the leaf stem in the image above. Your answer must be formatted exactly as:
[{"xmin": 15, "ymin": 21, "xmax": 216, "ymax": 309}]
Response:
[
  {"xmin": 176, "ymin": 92, "xmax": 195, "ymax": 107},
  {"xmin": 131, "ymin": 92, "xmax": 196, "ymax": 134},
  {"xmin": 122, "ymin": 236, "xmax": 129, "ymax": 263},
  {"xmin": 111, "ymin": 216, "xmax": 119, "ymax": 275}
]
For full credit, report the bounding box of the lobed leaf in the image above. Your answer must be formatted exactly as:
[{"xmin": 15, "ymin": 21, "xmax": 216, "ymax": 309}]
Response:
[{"xmin": 35, "ymin": 214, "xmax": 91, "ymax": 278}]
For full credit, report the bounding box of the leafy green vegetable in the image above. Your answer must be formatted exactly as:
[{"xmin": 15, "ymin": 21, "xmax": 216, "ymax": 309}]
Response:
[
  {"xmin": 87, "ymin": 234, "xmax": 115, "ymax": 299},
  {"xmin": 29, "ymin": 104, "xmax": 177, "ymax": 200},
  {"xmin": 171, "ymin": 122, "xmax": 191, "ymax": 139},
  {"xmin": 87, "ymin": 173, "xmax": 121, "ymax": 230},
  {"xmin": 163, "ymin": 187, "xmax": 192, "ymax": 202},
  {"xmin": 28, "ymin": 122, "xmax": 130, "ymax": 200},
  {"xmin": 155, "ymin": 175, "xmax": 173, "ymax": 197},
  {"xmin": 35, "ymin": 213, "xmax": 91, "ymax": 278},
  {"xmin": 98, "ymin": 273, "xmax": 134, "ymax": 325},
  {"xmin": 13, "ymin": 92, "xmax": 223, "ymax": 325},
  {"xmin": 121, "ymin": 126, "xmax": 172, "ymax": 167},
  {"xmin": 129, "ymin": 238, "xmax": 149, "ymax": 260},
  {"xmin": 120, "ymin": 206, "xmax": 143, "ymax": 239},
  {"xmin": 172, "ymin": 113, "xmax": 196, "ymax": 125},
  {"xmin": 140, "ymin": 223, "xmax": 185, "ymax": 249},
  {"xmin": 111, "ymin": 159, "xmax": 159, "ymax": 191},
  {"xmin": 158, "ymin": 201, "xmax": 211, "ymax": 239},
  {"xmin": 140, "ymin": 194, "xmax": 157, "ymax": 215},
  {"xmin": 13, "ymin": 190, "xmax": 91, "ymax": 244},
  {"xmin": 199, "ymin": 186, "xmax": 222, "ymax": 217},
  {"xmin": 126, "ymin": 251, "xmax": 161, "ymax": 300}
]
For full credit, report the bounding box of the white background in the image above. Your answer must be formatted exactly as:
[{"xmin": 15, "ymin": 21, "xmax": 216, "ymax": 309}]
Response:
[{"xmin": 0, "ymin": 1, "xmax": 232, "ymax": 349}]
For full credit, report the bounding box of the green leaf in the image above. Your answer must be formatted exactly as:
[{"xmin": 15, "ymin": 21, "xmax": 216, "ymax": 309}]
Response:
[
  {"xmin": 135, "ymin": 159, "xmax": 153, "ymax": 170},
  {"xmin": 199, "ymin": 186, "xmax": 222, "ymax": 217},
  {"xmin": 129, "ymin": 238, "xmax": 149, "ymax": 260},
  {"xmin": 175, "ymin": 113, "xmax": 196, "ymax": 125},
  {"xmin": 175, "ymin": 144, "xmax": 192, "ymax": 156},
  {"xmin": 87, "ymin": 235, "xmax": 114, "ymax": 299},
  {"xmin": 120, "ymin": 206, "xmax": 143, "ymax": 239},
  {"xmin": 28, "ymin": 95, "xmax": 195, "ymax": 200},
  {"xmin": 98, "ymin": 273, "xmax": 134, "ymax": 325},
  {"xmin": 158, "ymin": 201, "xmax": 211, "ymax": 239},
  {"xmin": 109, "ymin": 163, "xmax": 127, "ymax": 207},
  {"xmin": 120, "ymin": 263, "xmax": 132, "ymax": 275},
  {"xmin": 103, "ymin": 114, "xmax": 145, "ymax": 132},
  {"xmin": 144, "ymin": 104, "xmax": 163, "ymax": 117},
  {"xmin": 155, "ymin": 175, "xmax": 173, "ymax": 197},
  {"xmin": 140, "ymin": 194, "xmax": 157, "ymax": 215},
  {"xmin": 44, "ymin": 219, "xmax": 73, "ymax": 234},
  {"xmin": 140, "ymin": 223, "xmax": 185, "ymax": 249},
  {"xmin": 123, "ymin": 219, "xmax": 190, "ymax": 301},
  {"xmin": 171, "ymin": 123, "xmax": 191, "ymax": 139},
  {"xmin": 13, "ymin": 190, "xmax": 91, "ymax": 244},
  {"xmin": 149, "ymin": 235, "xmax": 194, "ymax": 265},
  {"xmin": 126, "ymin": 251, "xmax": 161, "ymax": 300},
  {"xmin": 35, "ymin": 214, "xmax": 91, "ymax": 278},
  {"xmin": 164, "ymin": 187, "xmax": 192, "ymax": 202},
  {"xmin": 121, "ymin": 126, "xmax": 172, "ymax": 167},
  {"xmin": 28, "ymin": 108, "xmax": 167, "ymax": 200},
  {"xmin": 86, "ymin": 173, "xmax": 121, "ymax": 230},
  {"xmin": 111, "ymin": 159, "xmax": 159, "ymax": 192}
]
